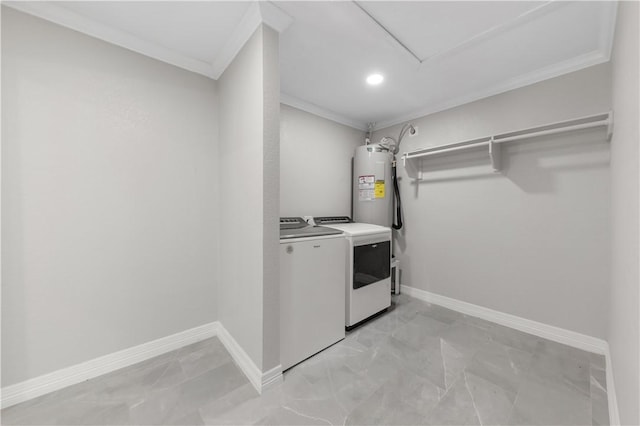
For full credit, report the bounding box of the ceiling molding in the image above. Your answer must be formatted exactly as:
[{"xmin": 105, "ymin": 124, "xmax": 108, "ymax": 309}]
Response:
[
  {"xmin": 375, "ymin": 50, "xmax": 610, "ymax": 130},
  {"xmin": 210, "ymin": 2, "xmax": 263, "ymax": 79},
  {"xmin": 3, "ymin": 1, "xmax": 215, "ymax": 78},
  {"xmin": 374, "ymin": 1, "xmax": 618, "ymax": 130},
  {"xmin": 259, "ymin": 2, "xmax": 294, "ymax": 34},
  {"xmin": 281, "ymin": 93, "xmax": 367, "ymax": 131},
  {"xmin": 599, "ymin": 1, "xmax": 618, "ymax": 62},
  {"xmin": 5, "ymin": 1, "xmax": 293, "ymax": 81},
  {"xmin": 211, "ymin": 2, "xmax": 293, "ymax": 79}
]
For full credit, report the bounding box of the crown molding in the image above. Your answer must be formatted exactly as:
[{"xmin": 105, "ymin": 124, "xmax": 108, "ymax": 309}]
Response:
[
  {"xmin": 259, "ymin": 1, "xmax": 293, "ymax": 34},
  {"xmin": 599, "ymin": 0, "xmax": 618, "ymax": 62},
  {"xmin": 210, "ymin": 2, "xmax": 263, "ymax": 79},
  {"xmin": 4, "ymin": 1, "xmax": 292, "ymax": 81},
  {"xmin": 281, "ymin": 93, "xmax": 368, "ymax": 131},
  {"xmin": 3, "ymin": 1, "xmax": 216, "ymax": 78},
  {"xmin": 375, "ymin": 50, "xmax": 610, "ymax": 130},
  {"xmin": 211, "ymin": 1, "xmax": 292, "ymax": 79},
  {"xmin": 375, "ymin": 0, "xmax": 617, "ymax": 130}
]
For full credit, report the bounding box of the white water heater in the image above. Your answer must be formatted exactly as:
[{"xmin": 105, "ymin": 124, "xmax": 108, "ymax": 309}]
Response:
[{"xmin": 353, "ymin": 145, "xmax": 393, "ymax": 227}]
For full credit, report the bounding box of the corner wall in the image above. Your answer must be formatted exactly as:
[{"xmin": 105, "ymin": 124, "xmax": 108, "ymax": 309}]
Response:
[
  {"xmin": 608, "ymin": 2, "xmax": 640, "ymax": 423},
  {"xmin": 218, "ymin": 24, "xmax": 280, "ymax": 372},
  {"xmin": 1, "ymin": 7, "xmax": 220, "ymax": 386},
  {"xmin": 261, "ymin": 26, "xmax": 281, "ymax": 373},
  {"xmin": 373, "ymin": 64, "xmax": 611, "ymax": 339}
]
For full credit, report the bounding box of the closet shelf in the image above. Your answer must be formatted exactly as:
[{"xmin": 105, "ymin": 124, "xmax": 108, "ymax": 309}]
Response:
[{"xmin": 401, "ymin": 111, "xmax": 613, "ymax": 177}]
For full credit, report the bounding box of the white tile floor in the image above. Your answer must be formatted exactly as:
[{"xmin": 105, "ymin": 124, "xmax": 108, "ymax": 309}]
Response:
[{"xmin": 1, "ymin": 294, "xmax": 608, "ymax": 425}]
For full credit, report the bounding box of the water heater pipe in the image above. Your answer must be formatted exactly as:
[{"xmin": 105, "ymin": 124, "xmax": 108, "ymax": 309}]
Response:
[{"xmin": 380, "ymin": 123, "xmax": 415, "ymax": 231}]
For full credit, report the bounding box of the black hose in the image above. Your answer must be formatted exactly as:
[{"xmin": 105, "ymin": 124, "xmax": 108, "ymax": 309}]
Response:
[{"xmin": 392, "ymin": 161, "xmax": 402, "ymax": 230}]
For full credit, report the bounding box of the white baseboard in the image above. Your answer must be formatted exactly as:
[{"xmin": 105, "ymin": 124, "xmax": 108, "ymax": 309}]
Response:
[
  {"xmin": 401, "ymin": 285, "xmax": 620, "ymax": 425},
  {"xmin": 215, "ymin": 324, "xmax": 262, "ymax": 392},
  {"xmin": 261, "ymin": 364, "xmax": 284, "ymax": 391},
  {"xmin": 1, "ymin": 321, "xmax": 283, "ymax": 409},
  {"xmin": 401, "ymin": 285, "xmax": 608, "ymax": 354},
  {"xmin": 207, "ymin": 323, "xmax": 282, "ymax": 395},
  {"xmin": 1, "ymin": 321, "xmax": 219, "ymax": 409}
]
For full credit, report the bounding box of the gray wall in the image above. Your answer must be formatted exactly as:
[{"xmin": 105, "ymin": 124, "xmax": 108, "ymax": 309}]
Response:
[
  {"xmin": 608, "ymin": 2, "xmax": 640, "ymax": 424},
  {"xmin": 218, "ymin": 25, "xmax": 280, "ymax": 371},
  {"xmin": 280, "ymin": 104, "xmax": 363, "ymax": 217},
  {"xmin": 261, "ymin": 26, "xmax": 281, "ymax": 373},
  {"xmin": 373, "ymin": 64, "xmax": 611, "ymax": 339},
  {"xmin": 1, "ymin": 8, "xmax": 219, "ymax": 386}
]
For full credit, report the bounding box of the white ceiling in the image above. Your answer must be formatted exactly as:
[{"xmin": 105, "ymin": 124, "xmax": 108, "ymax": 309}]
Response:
[
  {"xmin": 5, "ymin": 1, "xmax": 618, "ymax": 131},
  {"xmin": 278, "ymin": 1, "xmax": 617, "ymax": 129}
]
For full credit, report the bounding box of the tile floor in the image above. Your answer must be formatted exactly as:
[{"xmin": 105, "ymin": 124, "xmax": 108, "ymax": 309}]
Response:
[{"xmin": 2, "ymin": 294, "xmax": 609, "ymax": 425}]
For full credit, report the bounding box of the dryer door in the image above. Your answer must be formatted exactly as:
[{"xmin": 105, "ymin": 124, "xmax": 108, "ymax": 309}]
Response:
[{"xmin": 353, "ymin": 240, "xmax": 390, "ymax": 289}]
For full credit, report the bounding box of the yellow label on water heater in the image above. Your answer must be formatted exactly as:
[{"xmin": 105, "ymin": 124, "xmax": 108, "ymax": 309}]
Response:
[{"xmin": 374, "ymin": 180, "xmax": 385, "ymax": 198}]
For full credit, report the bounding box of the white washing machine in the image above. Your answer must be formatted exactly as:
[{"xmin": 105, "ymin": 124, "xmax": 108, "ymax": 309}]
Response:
[
  {"xmin": 312, "ymin": 217, "xmax": 391, "ymax": 329},
  {"xmin": 279, "ymin": 218, "xmax": 346, "ymax": 370}
]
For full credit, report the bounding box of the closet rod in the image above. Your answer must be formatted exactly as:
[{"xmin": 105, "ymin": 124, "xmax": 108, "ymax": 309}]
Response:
[
  {"xmin": 494, "ymin": 117, "xmax": 610, "ymax": 144},
  {"xmin": 403, "ymin": 111, "xmax": 612, "ymax": 161}
]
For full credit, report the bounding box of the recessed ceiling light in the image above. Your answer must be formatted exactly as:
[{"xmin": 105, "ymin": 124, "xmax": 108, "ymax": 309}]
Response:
[{"xmin": 366, "ymin": 73, "xmax": 384, "ymax": 85}]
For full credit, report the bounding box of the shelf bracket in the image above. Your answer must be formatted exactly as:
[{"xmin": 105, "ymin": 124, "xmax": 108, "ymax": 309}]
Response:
[
  {"xmin": 489, "ymin": 137, "xmax": 501, "ymax": 173},
  {"xmin": 606, "ymin": 110, "xmax": 614, "ymax": 141},
  {"xmin": 403, "ymin": 155, "xmax": 422, "ymax": 180}
]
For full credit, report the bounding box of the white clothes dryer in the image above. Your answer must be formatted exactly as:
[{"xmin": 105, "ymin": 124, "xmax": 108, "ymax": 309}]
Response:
[{"xmin": 312, "ymin": 217, "xmax": 391, "ymax": 329}]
